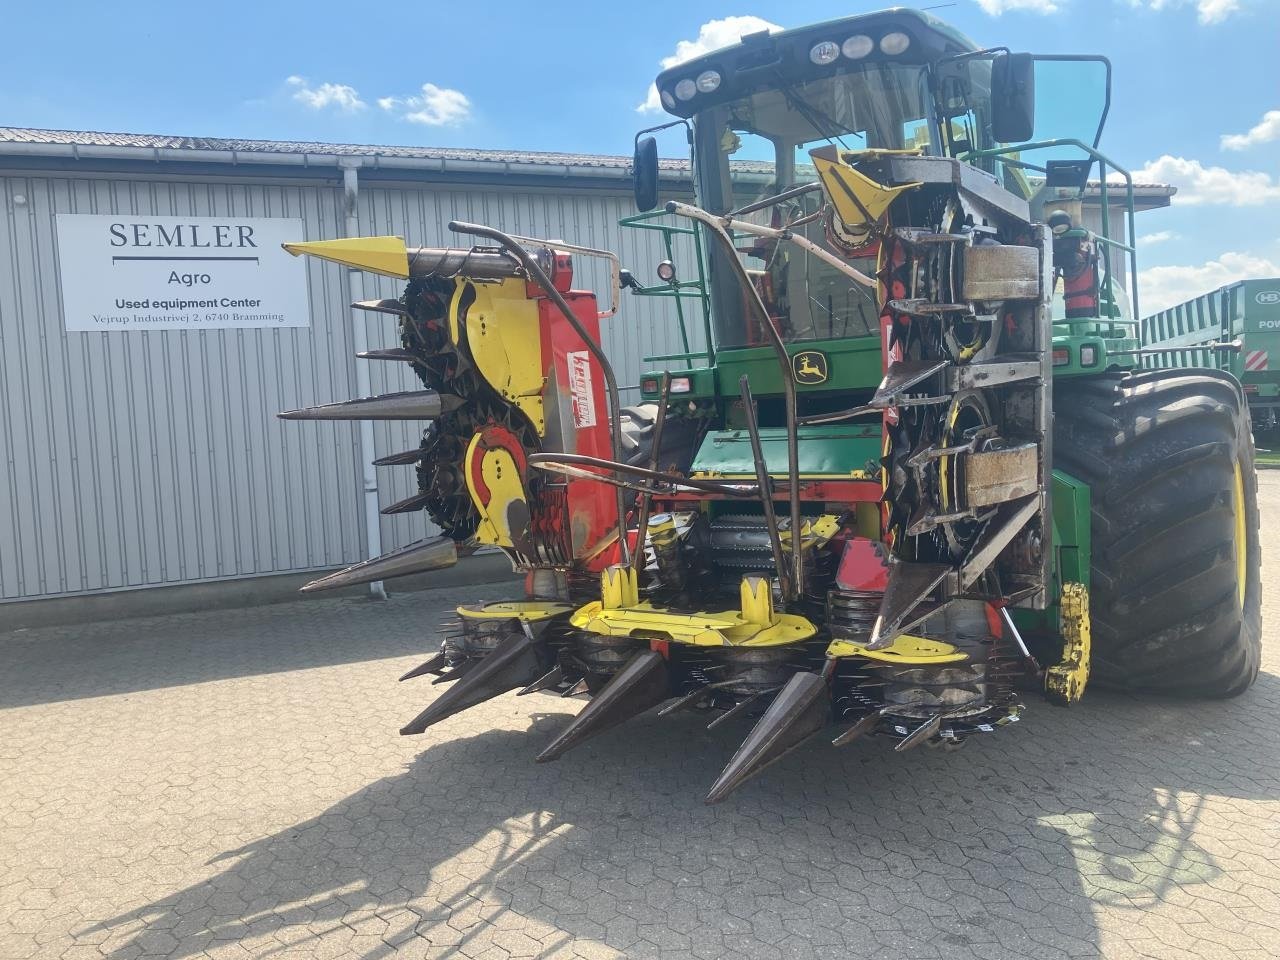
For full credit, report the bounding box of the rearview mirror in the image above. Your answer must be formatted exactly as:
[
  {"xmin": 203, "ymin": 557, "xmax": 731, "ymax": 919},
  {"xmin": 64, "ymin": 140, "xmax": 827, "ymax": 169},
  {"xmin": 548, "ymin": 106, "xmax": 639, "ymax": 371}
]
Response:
[
  {"xmin": 633, "ymin": 136, "xmax": 659, "ymax": 212},
  {"xmin": 991, "ymin": 52, "xmax": 1035, "ymax": 144}
]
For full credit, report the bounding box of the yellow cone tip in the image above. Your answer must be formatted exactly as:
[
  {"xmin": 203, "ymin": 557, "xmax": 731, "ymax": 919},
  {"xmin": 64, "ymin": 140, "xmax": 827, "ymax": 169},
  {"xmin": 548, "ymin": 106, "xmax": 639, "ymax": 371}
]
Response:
[{"xmin": 279, "ymin": 236, "xmax": 411, "ymax": 278}]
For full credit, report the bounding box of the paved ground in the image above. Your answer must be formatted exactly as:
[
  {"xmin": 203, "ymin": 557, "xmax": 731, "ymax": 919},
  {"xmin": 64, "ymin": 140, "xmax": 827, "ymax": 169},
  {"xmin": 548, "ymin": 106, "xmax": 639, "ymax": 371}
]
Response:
[{"xmin": 3, "ymin": 477, "xmax": 1280, "ymax": 960}]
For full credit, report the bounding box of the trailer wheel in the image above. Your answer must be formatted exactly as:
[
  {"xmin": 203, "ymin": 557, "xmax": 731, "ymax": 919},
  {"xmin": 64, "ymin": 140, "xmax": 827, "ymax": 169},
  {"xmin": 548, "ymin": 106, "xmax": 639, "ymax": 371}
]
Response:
[{"xmin": 1052, "ymin": 369, "xmax": 1262, "ymax": 697}]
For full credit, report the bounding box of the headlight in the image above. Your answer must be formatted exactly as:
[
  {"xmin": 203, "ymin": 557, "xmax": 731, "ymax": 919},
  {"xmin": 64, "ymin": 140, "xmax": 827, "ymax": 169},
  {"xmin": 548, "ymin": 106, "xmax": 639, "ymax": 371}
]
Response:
[
  {"xmin": 696, "ymin": 70, "xmax": 721, "ymax": 94},
  {"xmin": 809, "ymin": 41, "xmax": 840, "ymax": 65},
  {"xmin": 879, "ymin": 32, "xmax": 910, "ymax": 55},
  {"xmin": 675, "ymin": 78, "xmax": 697, "ymax": 101},
  {"xmin": 660, "ymin": 89, "xmax": 676, "ymax": 110},
  {"xmin": 842, "ymin": 35, "xmax": 874, "ymax": 59},
  {"xmin": 669, "ymin": 377, "xmax": 692, "ymax": 394}
]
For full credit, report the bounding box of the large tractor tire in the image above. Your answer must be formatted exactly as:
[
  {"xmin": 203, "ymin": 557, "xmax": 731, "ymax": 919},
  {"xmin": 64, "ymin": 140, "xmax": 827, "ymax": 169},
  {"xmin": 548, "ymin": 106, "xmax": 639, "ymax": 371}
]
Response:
[
  {"xmin": 1052, "ymin": 369, "xmax": 1262, "ymax": 697},
  {"xmin": 619, "ymin": 404, "xmax": 702, "ymax": 473}
]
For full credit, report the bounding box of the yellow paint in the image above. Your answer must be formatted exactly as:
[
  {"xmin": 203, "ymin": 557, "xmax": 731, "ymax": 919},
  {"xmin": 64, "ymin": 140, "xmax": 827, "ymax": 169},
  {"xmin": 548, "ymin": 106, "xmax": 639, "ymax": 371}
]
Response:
[
  {"xmin": 793, "ymin": 351, "xmax": 828, "ymax": 384},
  {"xmin": 811, "ymin": 149, "xmax": 921, "ymax": 243},
  {"xmin": 463, "ymin": 279, "xmax": 546, "ymax": 436},
  {"xmin": 464, "ymin": 432, "xmax": 531, "ymax": 550},
  {"xmin": 854, "ymin": 501, "xmax": 880, "ymax": 540},
  {"xmin": 573, "ymin": 573, "xmax": 815, "ymax": 648},
  {"xmin": 601, "ymin": 565, "xmax": 639, "ymax": 610},
  {"xmin": 281, "ymin": 236, "xmax": 410, "ymax": 278},
  {"xmin": 826, "ymin": 633, "xmax": 967, "ymax": 664},
  {"xmin": 457, "ymin": 600, "xmax": 572, "ymax": 622},
  {"xmin": 570, "ymin": 600, "xmax": 816, "ymax": 647},
  {"xmin": 739, "ymin": 576, "xmax": 774, "ymax": 626},
  {"xmin": 780, "ymin": 513, "xmax": 842, "ymax": 552},
  {"xmin": 1046, "ymin": 582, "xmax": 1091, "ymax": 705},
  {"xmin": 1233, "ymin": 459, "xmax": 1247, "ymax": 610},
  {"xmin": 939, "ymin": 396, "xmax": 962, "ymax": 512}
]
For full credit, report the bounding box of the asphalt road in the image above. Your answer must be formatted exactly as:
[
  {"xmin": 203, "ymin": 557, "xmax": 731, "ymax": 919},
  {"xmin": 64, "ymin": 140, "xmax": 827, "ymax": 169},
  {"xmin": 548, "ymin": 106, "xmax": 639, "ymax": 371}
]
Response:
[{"xmin": 2, "ymin": 474, "xmax": 1278, "ymax": 960}]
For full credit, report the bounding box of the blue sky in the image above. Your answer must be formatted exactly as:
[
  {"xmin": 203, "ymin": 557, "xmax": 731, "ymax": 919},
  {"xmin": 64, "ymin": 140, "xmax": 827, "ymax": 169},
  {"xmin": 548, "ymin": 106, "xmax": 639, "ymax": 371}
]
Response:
[{"xmin": 3, "ymin": 0, "xmax": 1276, "ymax": 310}]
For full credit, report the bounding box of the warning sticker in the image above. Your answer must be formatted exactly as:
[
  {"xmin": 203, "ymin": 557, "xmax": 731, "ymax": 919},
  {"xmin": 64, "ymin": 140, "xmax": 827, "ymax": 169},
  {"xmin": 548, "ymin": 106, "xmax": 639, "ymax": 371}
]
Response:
[{"xmin": 567, "ymin": 351, "xmax": 597, "ymax": 428}]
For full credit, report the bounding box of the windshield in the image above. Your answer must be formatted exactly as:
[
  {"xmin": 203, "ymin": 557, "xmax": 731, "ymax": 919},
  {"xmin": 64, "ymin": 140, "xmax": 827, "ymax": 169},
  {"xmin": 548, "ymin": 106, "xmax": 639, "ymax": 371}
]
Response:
[
  {"xmin": 694, "ymin": 63, "xmax": 933, "ymax": 350},
  {"xmin": 939, "ymin": 55, "xmax": 1110, "ymax": 187}
]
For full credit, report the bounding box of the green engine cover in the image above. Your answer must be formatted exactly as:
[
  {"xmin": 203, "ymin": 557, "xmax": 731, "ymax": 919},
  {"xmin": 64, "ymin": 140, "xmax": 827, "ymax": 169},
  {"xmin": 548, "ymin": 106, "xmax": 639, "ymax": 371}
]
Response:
[{"xmin": 690, "ymin": 424, "xmax": 882, "ymax": 478}]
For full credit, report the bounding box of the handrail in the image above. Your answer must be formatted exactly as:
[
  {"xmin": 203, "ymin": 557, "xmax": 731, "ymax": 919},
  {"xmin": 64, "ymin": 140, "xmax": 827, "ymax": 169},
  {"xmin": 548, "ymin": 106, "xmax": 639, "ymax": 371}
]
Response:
[
  {"xmin": 962, "ymin": 137, "xmax": 1140, "ymax": 326},
  {"xmin": 618, "ymin": 209, "xmax": 714, "ymax": 369}
]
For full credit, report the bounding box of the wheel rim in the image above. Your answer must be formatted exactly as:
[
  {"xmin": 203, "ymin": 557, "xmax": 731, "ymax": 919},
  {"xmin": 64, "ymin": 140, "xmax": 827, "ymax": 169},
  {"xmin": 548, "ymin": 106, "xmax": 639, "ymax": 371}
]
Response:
[{"xmin": 1232, "ymin": 459, "xmax": 1247, "ymax": 611}]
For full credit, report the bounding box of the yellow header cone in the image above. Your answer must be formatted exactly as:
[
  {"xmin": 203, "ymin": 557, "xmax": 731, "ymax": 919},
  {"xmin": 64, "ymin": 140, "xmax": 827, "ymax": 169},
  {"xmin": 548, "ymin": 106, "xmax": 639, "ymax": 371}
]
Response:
[
  {"xmin": 281, "ymin": 235, "xmax": 410, "ymax": 278},
  {"xmin": 809, "ymin": 146, "xmax": 921, "ymax": 239}
]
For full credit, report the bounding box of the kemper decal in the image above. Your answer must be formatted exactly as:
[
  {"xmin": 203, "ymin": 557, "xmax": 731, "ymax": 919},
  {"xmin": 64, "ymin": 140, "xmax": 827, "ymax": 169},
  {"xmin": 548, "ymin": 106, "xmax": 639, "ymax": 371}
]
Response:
[{"xmin": 567, "ymin": 350, "xmax": 598, "ymax": 428}]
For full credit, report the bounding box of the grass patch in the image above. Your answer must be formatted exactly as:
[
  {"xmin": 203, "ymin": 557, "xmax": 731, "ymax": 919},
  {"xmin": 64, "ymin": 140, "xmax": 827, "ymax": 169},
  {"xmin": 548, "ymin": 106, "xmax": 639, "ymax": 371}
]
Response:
[{"xmin": 1255, "ymin": 445, "xmax": 1280, "ymax": 468}]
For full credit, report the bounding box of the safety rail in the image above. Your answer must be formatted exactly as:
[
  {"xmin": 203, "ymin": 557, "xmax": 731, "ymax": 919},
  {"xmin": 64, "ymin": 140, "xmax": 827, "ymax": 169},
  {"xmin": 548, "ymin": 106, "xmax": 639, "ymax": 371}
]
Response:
[
  {"xmin": 963, "ymin": 138, "xmax": 1140, "ymax": 334},
  {"xmin": 618, "ymin": 210, "xmax": 715, "ymax": 368}
]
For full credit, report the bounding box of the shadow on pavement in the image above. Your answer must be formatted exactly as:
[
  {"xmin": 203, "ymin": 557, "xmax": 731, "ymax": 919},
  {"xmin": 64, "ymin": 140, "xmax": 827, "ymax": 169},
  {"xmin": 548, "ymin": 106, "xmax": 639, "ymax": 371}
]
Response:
[
  {"xmin": 0, "ymin": 587, "xmax": 500, "ymax": 708},
  {"xmin": 80, "ymin": 670, "xmax": 1280, "ymax": 959}
]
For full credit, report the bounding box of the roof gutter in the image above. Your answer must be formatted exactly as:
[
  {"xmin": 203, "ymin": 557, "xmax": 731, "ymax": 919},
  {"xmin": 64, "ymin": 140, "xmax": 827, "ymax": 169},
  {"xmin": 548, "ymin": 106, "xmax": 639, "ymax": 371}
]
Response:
[{"xmin": 0, "ymin": 139, "xmax": 699, "ymax": 183}]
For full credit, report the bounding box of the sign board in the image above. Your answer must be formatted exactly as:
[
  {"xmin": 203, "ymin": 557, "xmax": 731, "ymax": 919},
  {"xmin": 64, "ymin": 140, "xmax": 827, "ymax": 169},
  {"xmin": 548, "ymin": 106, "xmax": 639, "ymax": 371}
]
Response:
[{"xmin": 55, "ymin": 214, "xmax": 310, "ymax": 331}]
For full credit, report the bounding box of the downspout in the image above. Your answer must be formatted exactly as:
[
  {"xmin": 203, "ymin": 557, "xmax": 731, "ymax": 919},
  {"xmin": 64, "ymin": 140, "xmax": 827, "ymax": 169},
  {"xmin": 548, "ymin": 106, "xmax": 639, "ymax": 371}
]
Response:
[{"xmin": 340, "ymin": 159, "xmax": 387, "ymax": 600}]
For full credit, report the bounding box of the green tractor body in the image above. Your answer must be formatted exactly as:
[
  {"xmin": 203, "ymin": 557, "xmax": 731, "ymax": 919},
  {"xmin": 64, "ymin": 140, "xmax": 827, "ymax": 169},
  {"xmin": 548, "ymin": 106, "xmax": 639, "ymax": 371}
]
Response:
[
  {"xmin": 278, "ymin": 8, "xmax": 1261, "ymax": 803},
  {"xmin": 622, "ymin": 7, "xmax": 1259, "ymax": 700}
]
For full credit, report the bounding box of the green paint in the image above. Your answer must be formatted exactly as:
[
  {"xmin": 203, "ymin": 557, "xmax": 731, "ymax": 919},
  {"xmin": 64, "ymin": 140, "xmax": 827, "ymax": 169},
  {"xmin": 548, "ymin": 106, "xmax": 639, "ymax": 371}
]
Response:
[
  {"xmin": 691, "ymin": 424, "xmax": 882, "ymax": 479},
  {"xmin": 1050, "ymin": 330, "xmax": 1140, "ymax": 377},
  {"xmin": 713, "ymin": 338, "xmax": 884, "ymax": 398},
  {"xmin": 1140, "ymin": 278, "xmax": 1280, "ymax": 407},
  {"xmin": 1051, "ymin": 469, "xmax": 1091, "ymax": 589},
  {"xmin": 1013, "ymin": 469, "xmax": 1091, "ymax": 639},
  {"xmin": 637, "ymin": 367, "xmax": 719, "ymax": 404}
]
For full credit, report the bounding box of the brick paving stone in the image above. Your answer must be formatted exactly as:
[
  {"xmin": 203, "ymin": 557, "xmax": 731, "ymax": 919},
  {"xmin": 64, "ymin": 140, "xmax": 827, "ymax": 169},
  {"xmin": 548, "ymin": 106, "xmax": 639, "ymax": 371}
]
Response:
[{"xmin": 3, "ymin": 477, "xmax": 1280, "ymax": 959}]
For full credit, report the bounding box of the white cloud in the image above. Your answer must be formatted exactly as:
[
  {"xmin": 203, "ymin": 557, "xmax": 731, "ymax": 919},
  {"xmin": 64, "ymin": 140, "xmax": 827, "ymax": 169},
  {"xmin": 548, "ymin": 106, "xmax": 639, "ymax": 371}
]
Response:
[
  {"xmin": 1222, "ymin": 110, "xmax": 1280, "ymax": 151},
  {"xmin": 1140, "ymin": 252, "xmax": 1280, "ymax": 313},
  {"xmin": 1118, "ymin": 155, "xmax": 1280, "ymax": 206},
  {"xmin": 286, "ymin": 76, "xmax": 365, "ymax": 113},
  {"xmin": 638, "ymin": 16, "xmax": 782, "ymax": 113},
  {"xmin": 1128, "ymin": 0, "xmax": 1241, "ymax": 24},
  {"xmin": 975, "ymin": 0, "xmax": 1058, "ymax": 13},
  {"xmin": 378, "ymin": 84, "xmax": 471, "ymax": 126},
  {"xmin": 1138, "ymin": 230, "xmax": 1180, "ymax": 245},
  {"xmin": 1194, "ymin": 0, "xmax": 1241, "ymax": 22}
]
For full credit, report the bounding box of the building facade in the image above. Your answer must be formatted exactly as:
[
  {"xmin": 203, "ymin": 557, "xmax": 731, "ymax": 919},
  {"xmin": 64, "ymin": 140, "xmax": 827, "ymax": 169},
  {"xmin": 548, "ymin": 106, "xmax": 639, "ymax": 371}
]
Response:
[{"xmin": 0, "ymin": 129, "xmax": 702, "ymax": 605}]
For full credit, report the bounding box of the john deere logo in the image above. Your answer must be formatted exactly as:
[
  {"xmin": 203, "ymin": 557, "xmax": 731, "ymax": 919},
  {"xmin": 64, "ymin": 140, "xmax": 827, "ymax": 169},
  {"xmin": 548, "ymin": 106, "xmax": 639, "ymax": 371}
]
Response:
[{"xmin": 793, "ymin": 350, "xmax": 829, "ymax": 384}]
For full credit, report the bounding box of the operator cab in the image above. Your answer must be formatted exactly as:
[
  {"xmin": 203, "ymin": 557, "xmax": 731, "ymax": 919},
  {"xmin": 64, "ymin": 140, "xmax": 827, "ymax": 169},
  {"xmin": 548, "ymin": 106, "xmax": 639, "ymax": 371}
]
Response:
[
  {"xmin": 629, "ymin": 8, "xmax": 1136, "ymax": 361},
  {"xmin": 652, "ymin": 11, "xmax": 976, "ymax": 351}
]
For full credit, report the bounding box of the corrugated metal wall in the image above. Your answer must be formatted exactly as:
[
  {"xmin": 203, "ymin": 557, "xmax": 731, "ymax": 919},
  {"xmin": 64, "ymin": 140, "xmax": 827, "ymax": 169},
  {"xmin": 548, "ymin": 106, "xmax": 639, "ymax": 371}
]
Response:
[{"xmin": 0, "ymin": 170, "xmax": 703, "ymax": 602}]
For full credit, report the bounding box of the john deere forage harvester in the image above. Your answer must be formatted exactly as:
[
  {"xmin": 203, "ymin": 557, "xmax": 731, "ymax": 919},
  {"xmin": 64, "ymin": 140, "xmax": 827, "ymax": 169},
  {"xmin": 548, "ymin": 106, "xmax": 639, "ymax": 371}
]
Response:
[{"xmin": 279, "ymin": 9, "xmax": 1261, "ymax": 803}]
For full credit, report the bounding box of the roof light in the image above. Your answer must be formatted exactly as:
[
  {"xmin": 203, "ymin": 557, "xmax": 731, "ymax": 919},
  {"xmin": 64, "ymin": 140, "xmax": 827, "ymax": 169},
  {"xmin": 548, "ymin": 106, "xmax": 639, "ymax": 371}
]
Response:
[
  {"xmin": 656, "ymin": 260, "xmax": 677, "ymax": 283},
  {"xmin": 696, "ymin": 70, "xmax": 721, "ymax": 94},
  {"xmin": 842, "ymin": 35, "xmax": 874, "ymax": 60},
  {"xmin": 660, "ymin": 89, "xmax": 676, "ymax": 110},
  {"xmin": 879, "ymin": 32, "xmax": 911, "ymax": 55},
  {"xmin": 809, "ymin": 41, "xmax": 840, "ymax": 65},
  {"xmin": 674, "ymin": 78, "xmax": 697, "ymax": 102}
]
